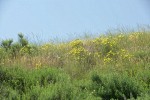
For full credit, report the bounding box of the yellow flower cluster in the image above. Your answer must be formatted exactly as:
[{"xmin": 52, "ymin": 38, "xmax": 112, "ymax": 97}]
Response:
[
  {"xmin": 94, "ymin": 37, "xmax": 117, "ymax": 48},
  {"xmin": 92, "ymin": 35, "xmax": 134, "ymax": 64},
  {"xmin": 104, "ymin": 57, "xmax": 112, "ymax": 64},
  {"xmin": 70, "ymin": 39, "xmax": 83, "ymax": 48},
  {"xmin": 106, "ymin": 50, "xmax": 116, "ymax": 57},
  {"xmin": 103, "ymin": 49, "xmax": 133, "ymax": 64},
  {"xmin": 69, "ymin": 39, "xmax": 88, "ymax": 61},
  {"xmin": 69, "ymin": 47, "xmax": 86, "ymax": 56},
  {"xmin": 103, "ymin": 50, "xmax": 116, "ymax": 64},
  {"xmin": 93, "ymin": 37, "xmax": 118, "ymax": 57},
  {"xmin": 101, "ymin": 37, "xmax": 109, "ymax": 45},
  {"xmin": 119, "ymin": 49, "xmax": 133, "ymax": 60},
  {"xmin": 35, "ymin": 61, "xmax": 42, "ymax": 69},
  {"xmin": 69, "ymin": 47, "xmax": 87, "ymax": 60}
]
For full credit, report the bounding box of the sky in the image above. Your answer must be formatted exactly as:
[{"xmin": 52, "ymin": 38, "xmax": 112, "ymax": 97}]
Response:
[{"xmin": 0, "ymin": 0, "xmax": 150, "ymax": 42}]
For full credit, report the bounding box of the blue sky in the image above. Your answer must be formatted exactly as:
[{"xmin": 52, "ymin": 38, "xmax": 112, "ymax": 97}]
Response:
[{"xmin": 0, "ymin": 0, "xmax": 150, "ymax": 42}]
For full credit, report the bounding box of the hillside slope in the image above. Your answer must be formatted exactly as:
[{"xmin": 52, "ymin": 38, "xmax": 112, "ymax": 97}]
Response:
[{"xmin": 0, "ymin": 31, "xmax": 150, "ymax": 99}]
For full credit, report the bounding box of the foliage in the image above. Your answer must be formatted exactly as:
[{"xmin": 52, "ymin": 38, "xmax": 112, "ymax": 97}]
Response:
[
  {"xmin": 90, "ymin": 73, "xmax": 143, "ymax": 99},
  {"xmin": 0, "ymin": 31, "xmax": 150, "ymax": 99}
]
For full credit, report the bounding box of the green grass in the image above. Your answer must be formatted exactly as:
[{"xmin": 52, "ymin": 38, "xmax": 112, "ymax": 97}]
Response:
[{"xmin": 0, "ymin": 31, "xmax": 150, "ymax": 99}]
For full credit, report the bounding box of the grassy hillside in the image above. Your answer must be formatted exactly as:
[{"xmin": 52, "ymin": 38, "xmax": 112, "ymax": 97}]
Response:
[{"xmin": 0, "ymin": 31, "xmax": 150, "ymax": 99}]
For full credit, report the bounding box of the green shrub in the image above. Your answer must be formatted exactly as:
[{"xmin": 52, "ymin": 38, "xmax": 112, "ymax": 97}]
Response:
[
  {"xmin": 1, "ymin": 39, "xmax": 13, "ymax": 52},
  {"xmin": 25, "ymin": 83, "xmax": 73, "ymax": 100},
  {"xmin": 0, "ymin": 66, "xmax": 73, "ymax": 99},
  {"xmin": 0, "ymin": 84, "xmax": 20, "ymax": 100},
  {"xmin": 0, "ymin": 66, "xmax": 33, "ymax": 94},
  {"xmin": 137, "ymin": 93, "xmax": 150, "ymax": 100},
  {"xmin": 31, "ymin": 67, "xmax": 71, "ymax": 87},
  {"xmin": 136, "ymin": 70, "xmax": 150, "ymax": 90},
  {"xmin": 90, "ymin": 73, "xmax": 143, "ymax": 100}
]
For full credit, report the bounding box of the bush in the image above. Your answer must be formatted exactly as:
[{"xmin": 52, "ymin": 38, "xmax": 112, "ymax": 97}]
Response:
[
  {"xmin": 0, "ymin": 84, "xmax": 20, "ymax": 100},
  {"xmin": 31, "ymin": 67, "xmax": 71, "ymax": 87},
  {"xmin": 0, "ymin": 66, "xmax": 73, "ymax": 99},
  {"xmin": 24, "ymin": 82, "xmax": 73, "ymax": 100},
  {"xmin": 0, "ymin": 66, "xmax": 33, "ymax": 94},
  {"xmin": 90, "ymin": 73, "xmax": 143, "ymax": 100}
]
